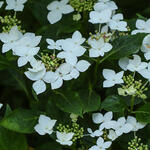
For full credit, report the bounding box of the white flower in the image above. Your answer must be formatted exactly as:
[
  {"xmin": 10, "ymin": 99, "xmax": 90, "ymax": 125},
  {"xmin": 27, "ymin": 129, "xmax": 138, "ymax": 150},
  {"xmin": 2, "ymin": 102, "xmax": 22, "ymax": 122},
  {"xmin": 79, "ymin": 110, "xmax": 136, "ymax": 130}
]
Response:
[
  {"xmin": 34, "ymin": 115, "xmax": 56, "ymax": 135},
  {"xmin": 94, "ymin": 0, "xmax": 118, "ymax": 12},
  {"xmin": 126, "ymin": 116, "xmax": 146, "ymax": 132},
  {"xmin": 89, "ymin": 38, "xmax": 112, "ymax": 58},
  {"xmin": 89, "ymin": 137, "xmax": 112, "ymax": 150},
  {"xmin": 56, "ymin": 131, "xmax": 74, "ymax": 146},
  {"xmin": 57, "ymin": 31, "xmax": 86, "ymax": 65},
  {"xmin": 114, "ymin": 117, "xmax": 133, "ymax": 136},
  {"xmin": 0, "ymin": 103, "xmax": 3, "ymax": 109},
  {"xmin": 25, "ymin": 59, "xmax": 47, "ymax": 95},
  {"xmin": 14, "ymin": 33, "xmax": 42, "ymax": 67},
  {"xmin": 0, "ymin": 1, "xmax": 4, "ymax": 8},
  {"xmin": 46, "ymin": 39, "xmax": 62, "ymax": 50},
  {"xmin": 109, "ymin": 13, "xmax": 127, "ymax": 31},
  {"xmin": 87, "ymin": 128, "xmax": 103, "ymax": 138},
  {"xmin": 139, "ymin": 62, "xmax": 150, "ymax": 80},
  {"xmin": 108, "ymin": 130, "xmax": 118, "ymax": 141},
  {"xmin": 92, "ymin": 111, "xmax": 113, "ymax": 124},
  {"xmin": 50, "ymin": 63, "xmax": 73, "ymax": 90},
  {"xmin": 118, "ymin": 57, "xmax": 129, "ymax": 71},
  {"xmin": 141, "ymin": 34, "xmax": 150, "ymax": 60},
  {"xmin": 89, "ymin": 9, "xmax": 112, "ymax": 24},
  {"xmin": 70, "ymin": 60, "xmax": 91, "ymax": 79},
  {"xmin": 5, "ymin": 0, "xmax": 27, "ymax": 11},
  {"xmin": 131, "ymin": 19, "xmax": 150, "ymax": 35},
  {"xmin": 47, "ymin": 0, "xmax": 74, "ymax": 24},
  {"xmin": 103, "ymin": 69, "xmax": 124, "ymax": 87},
  {"xmin": 127, "ymin": 55, "xmax": 147, "ymax": 72},
  {"xmin": 0, "ymin": 26, "xmax": 23, "ymax": 53}
]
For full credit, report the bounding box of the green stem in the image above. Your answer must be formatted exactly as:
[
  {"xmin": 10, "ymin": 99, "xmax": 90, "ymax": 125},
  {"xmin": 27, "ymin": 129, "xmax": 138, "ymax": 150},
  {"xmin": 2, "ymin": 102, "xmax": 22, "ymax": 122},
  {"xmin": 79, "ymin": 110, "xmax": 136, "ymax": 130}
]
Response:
[{"xmin": 130, "ymin": 96, "xmax": 135, "ymax": 111}]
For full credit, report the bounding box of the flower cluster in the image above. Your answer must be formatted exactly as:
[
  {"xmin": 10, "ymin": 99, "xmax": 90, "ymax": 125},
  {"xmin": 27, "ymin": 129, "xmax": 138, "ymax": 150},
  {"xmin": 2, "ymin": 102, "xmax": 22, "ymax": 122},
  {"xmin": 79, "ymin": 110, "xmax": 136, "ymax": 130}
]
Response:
[
  {"xmin": 88, "ymin": 112, "xmax": 146, "ymax": 150},
  {"xmin": 0, "ymin": 26, "xmax": 90, "ymax": 94}
]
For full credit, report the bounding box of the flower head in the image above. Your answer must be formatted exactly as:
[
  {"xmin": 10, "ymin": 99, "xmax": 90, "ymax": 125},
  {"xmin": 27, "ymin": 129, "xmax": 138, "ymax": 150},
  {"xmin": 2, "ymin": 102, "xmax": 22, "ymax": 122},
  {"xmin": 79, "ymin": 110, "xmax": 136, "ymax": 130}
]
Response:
[
  {"xmin": 103, "ymin": 69, "xmax": 124, "ymax": 87},
  {"xmin": 34, "ymin": 115, "xmax": 57, "ymax": 135},
  {"xmin": 47, "ymin": 0, "xmax": 74, "ymax": 24},
  {"xmin": 56, "ymin": 131, "xmax": 74, "ymax": 146},
  {"xmin": 5, "ymin": 0, "xmax": 28, "ymax": 11}
]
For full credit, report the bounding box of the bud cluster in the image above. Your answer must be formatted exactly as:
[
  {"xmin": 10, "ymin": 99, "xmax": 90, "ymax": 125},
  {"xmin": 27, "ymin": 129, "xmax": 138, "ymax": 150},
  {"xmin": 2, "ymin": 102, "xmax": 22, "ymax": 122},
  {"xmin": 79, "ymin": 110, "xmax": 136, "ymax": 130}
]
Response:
[
  {"xmin": 128, "ymin": 136, "xmax": 148, "ymax": 150},
  {"xmin": 0, "ymin": 15, "xmax": 25, "ymax": 33},
  {"xmin": 41, "ymin": 53, "xmax": 64, "ymax": 71},
  {"xmin": 57, "ymin": 122, "xmax": 84, "ymax": 142},
  {"xmin": 69, "ymin": 0, "xmax": 96, "ymax": 12},
  {"xmin": 89, "ymin": 31, "xmax": 112, "ymax": 43},
  {"xmin": 118, "ymin": 75, "xmax": 148, "ymax": 99}
]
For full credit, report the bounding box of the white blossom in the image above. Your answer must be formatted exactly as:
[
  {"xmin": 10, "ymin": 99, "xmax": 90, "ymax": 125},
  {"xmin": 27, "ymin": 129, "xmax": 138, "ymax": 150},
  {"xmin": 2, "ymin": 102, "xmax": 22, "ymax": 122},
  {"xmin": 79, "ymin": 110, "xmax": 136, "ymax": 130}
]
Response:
[
  {"xmin": 126, "ymin": 116, "xmax": 146, "ymax": 132},
  {"xmin": 118, "ymin": 57, "xmax": 129, "ymax": 71},
  {"xmin": 0, "ymin": 26, "xmax": 23, "ymax": 53},
  {"xmin": 89, "ymin": 137, "xmax": 112, "ymax": 150},
  {"xmin": 14, "ymin": 33, "xmax": 42, "ymax": 67},
  {"xmin": 0, "ymin": 1, "xmax": 4, "ymax": 8},
  {"xmin": 47, "ymin": 0, "xmax": 74, "ymax": 24},
  {"xmin": 25, "ymin": 59, "xmax": 48, "ymax": 95},
  {"xmin": 132, "ymin": 19, "xmax": 150, "ymax": 35},
  {"xmin": 103, "ymin": 69, "xmax": 124, "ymax": 87},
  {"xmin": 56, "ymin": 131, "xmax": 74, "ymax": 146},
  {"xmin": 57, "ymin": 31, "xmax": 86, "ymax": 65},
  {"xmin": 46, "ymin": 39, "xmax": 62, "ymax": 50},
  {"xmin": 108, "ymin": 130, "xmax": 118, "ymax": 141},
  {"xmin": 34, "ymin": 115, "xmax": 57, "ymax": 135},
  {"xmin": 92, "ymin": 112, "xmax": 113, "ymax": 125},
  {"xmin": 50, "ymin": 63, "xmax": 73, "ymax": 90},
  {"xmin": 87, "ymin": 128, "xmax": 103, "ymax": 138},
  {"xmin": 94, "ymin": 0, "xmax": 118, "ymax": 12},
  {"xmin": 89, "ymin": 38, "xmax": 112, "ymax": 58},
  {"xmin": 89, "ymin": 9, "xmax": 112, "ymax": 24},
  {"xmin": 5, "ymin": 0, "xmax": 28, "ymax": 11},
  {"xmin": 113, "ymin": 117, "xmax": 133, "ymax": 136},
  {"xmin": 139, "ymin": 62, "xmax": 150, "ymax": 80},
  {"xmin": 141, "ymin": 34, "xmax": 150, "ymax": 60},
  {"xmin": 109, "ymin": 13, "xmax": 127, "ymax": 31},
  {"xmin": 127, "ymin": 55, "xmax": 147, "ymax": 72},
  {"xmin": 70, "ymin": 60, "xmax": 91, "ymax": 79}
]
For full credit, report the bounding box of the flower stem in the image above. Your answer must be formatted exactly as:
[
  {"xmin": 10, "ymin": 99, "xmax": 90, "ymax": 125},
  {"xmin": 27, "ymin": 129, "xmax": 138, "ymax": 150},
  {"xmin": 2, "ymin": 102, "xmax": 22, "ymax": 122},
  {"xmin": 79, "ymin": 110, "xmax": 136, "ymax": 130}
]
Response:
[{"xmin": 130, "ymin": 96, "xmax": 135, "ymax": 111}]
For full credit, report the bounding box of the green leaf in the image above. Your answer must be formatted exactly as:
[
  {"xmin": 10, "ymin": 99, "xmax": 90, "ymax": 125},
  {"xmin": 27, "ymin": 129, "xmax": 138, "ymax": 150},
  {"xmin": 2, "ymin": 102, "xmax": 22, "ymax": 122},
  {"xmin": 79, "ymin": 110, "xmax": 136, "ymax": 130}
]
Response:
[
  {"xmin": 54, "ymin": 89, "xmax": 101, "ymax": 116},
  {"xmin": 0, "ymin": 108, "xmax": 41, "ymax": 133},
  {"xmin": 99, "ymin": 33, "xmax": 147, "ymax": 63},
  {"xmin": 78, "ymin": 90, "xmax": 101, "ymax": 114},
  {"xmin": 136, "ymin": 103, "xmax": 150, "ymax": 123},
  {"xmin": 36, "ymin": 142, "xmax": 62, "ymax": 150},
  {"xmin": 101, "ymin": 95, "xmax": 127, "ymax": 112},
  {"xmin": 0, "ymin": 126, "xmax": 28, "ymax": 150}
]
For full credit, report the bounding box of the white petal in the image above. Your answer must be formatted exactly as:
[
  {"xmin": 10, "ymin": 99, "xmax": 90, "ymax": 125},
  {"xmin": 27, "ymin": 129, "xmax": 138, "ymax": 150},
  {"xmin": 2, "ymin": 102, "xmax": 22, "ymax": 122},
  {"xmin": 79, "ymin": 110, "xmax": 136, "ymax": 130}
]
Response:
[
  {"xmin": 47, "ymin": 11, "xmax": 62, "ymax": 24},
  {"xmin": 76, "ymin": 60, "xmax": 90, "ymax": 72},
  {"xmin": 70, "ymin": 69, "xmax": 80, "ymax": 79},
  {"xmin": 118, "ymin": 57, "xmax": 129, "ymax": 71},
  {"xmin": 96, "ymin": 137, "xmax": 104, "ymax": 146},
  {"xmin": 17, "ymin": 57, "xmax": 28, "ymax": 67},
  {"xmin": 89, "ymin": 49, "xmax": 100, "ymax": 57},
  {"xmin": 43, "ymin": 71, "xmax": 58, "ymax": 83},
  {"xmin": 103, "ymin": 141, "xmax": 112, "ymax": 149},
  {"xmin": 34, "ymin": 124, "xmax": 46, "ymax": 135},
  {"xmin": 51, "ymin": 77, "xmax": 63, "ymax": 89},
  {"xmin": 102, "ymin": 69, "xmax": 115, "ymax": 80},
  {"xmin": 33, "ymin": 80, "xmax": 46, "ymax": 95},
  {"xmin": 92, "ymin": 113, "xmax": 104, "ymax": 124},
  {"xmin": 104, "ymin": 112, "xmax": 113, "ymax": 122},
  {"xmin": 103, "ymin": 80, "xmax": 115, "ymax": 88}
]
